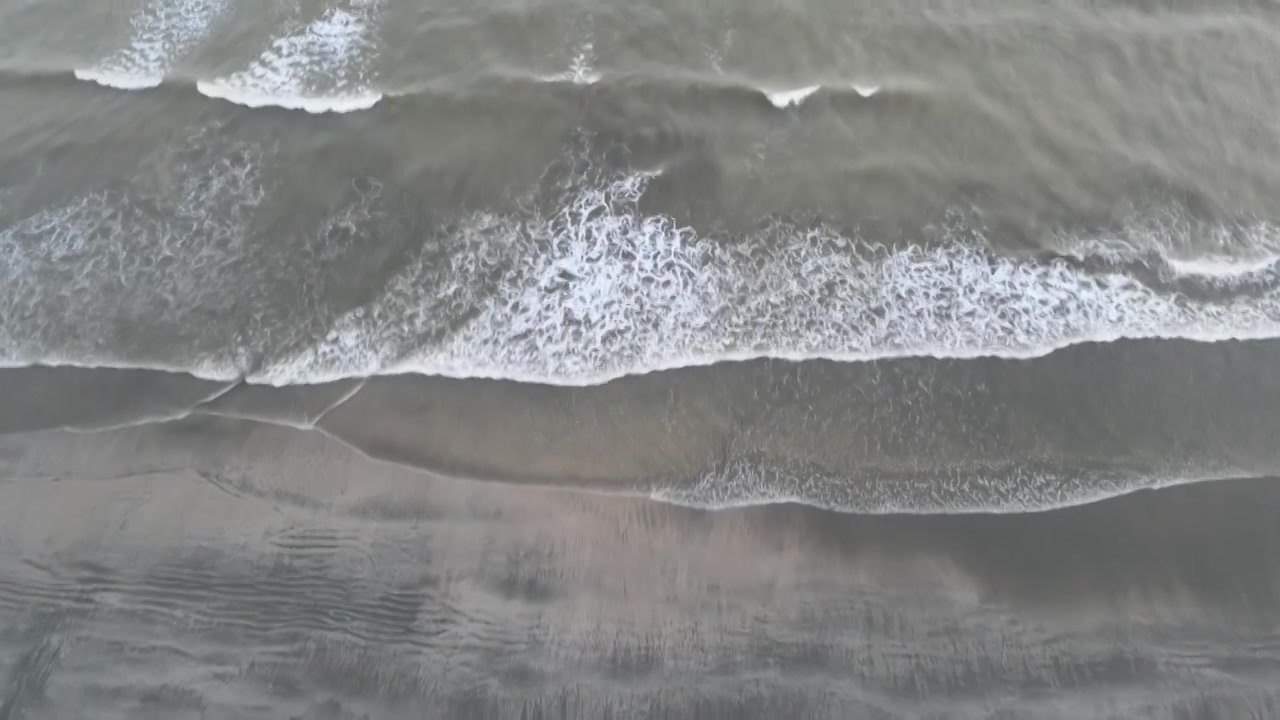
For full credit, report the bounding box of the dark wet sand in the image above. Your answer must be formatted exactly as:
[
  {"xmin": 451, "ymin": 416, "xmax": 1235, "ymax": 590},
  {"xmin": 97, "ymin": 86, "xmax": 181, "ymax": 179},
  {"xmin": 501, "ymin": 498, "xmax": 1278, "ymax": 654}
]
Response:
[{"xmin": 1, "ymin": 415, "xmax": 1279, "ymax": 718}]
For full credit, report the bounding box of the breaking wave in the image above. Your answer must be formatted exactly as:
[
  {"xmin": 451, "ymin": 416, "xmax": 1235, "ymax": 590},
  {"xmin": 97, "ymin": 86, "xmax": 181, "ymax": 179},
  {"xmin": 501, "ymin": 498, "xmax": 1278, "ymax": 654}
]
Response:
[
  {"xmin": 4, "ymin": 136, "xmax": 1280, "ymax": 387},
  {"xmin": 195, "ymin": 1, "xmax": 382, "ymax": 113},
  {"xmin": 74, "ymin": 0, "xmax": 228, "ymax": 89}
]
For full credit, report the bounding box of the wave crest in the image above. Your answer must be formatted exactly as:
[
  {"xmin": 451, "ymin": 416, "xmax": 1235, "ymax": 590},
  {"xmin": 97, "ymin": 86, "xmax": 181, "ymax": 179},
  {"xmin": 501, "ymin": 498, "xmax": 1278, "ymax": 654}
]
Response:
[
  {"xmin": 195, "ymin": 3, "xmax": 382, "ymax": 113},
  {"xmin": 73, "ymin": 0, "xmax": 228, "ymax": 90},
  {"xmin": 256, "ymin": 167, "xmax": 1280, "ymax": 386}
]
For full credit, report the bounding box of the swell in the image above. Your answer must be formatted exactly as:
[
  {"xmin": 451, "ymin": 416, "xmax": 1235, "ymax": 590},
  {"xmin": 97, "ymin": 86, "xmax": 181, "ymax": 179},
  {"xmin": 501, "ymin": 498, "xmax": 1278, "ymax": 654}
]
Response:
[
  {"xmin": 379, "ymin": 70, "xmax": 896, "ymax": 110},
  {"xmin": 6, "ymin": 95, "xmax": 1280, "ymax": 390},
  {"xmin": 0, "ymin": 62, "xmax": 906, "ymax": 113}
]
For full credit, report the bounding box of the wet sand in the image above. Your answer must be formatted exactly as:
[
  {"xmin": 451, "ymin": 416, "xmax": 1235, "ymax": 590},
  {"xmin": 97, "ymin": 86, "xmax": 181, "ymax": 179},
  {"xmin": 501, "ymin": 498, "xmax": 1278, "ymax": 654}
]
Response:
[
  {"xmin": 2, "ymin": 415, "xmax": 1279, "ymax": 718},
  {"xmin": 6, "ymin": 338, "xmax": 1280, "ymax": 512}
]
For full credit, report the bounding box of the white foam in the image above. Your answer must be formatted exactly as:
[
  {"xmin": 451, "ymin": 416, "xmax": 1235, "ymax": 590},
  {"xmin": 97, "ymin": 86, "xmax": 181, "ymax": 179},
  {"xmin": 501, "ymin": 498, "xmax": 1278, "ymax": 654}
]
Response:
[
  {"xmin": 539, "ymin": 42, "xmax": 601, "ymax": 85},
  {"xmin": 1060, "ymin": 216, "xmax": 1280, "ymax": 281},
  {"xmin": 74, "ymin": 0, "xmax": 227, "ymax": 90},
  {"xmin": 651, "ymin": 461, "xmax": 1256, "ymax": 515},
  {"xmin": 765, "ymin": 85, "xmax": 821, "ymax": 108},
  {"xmin": 74, "ymin": 68, "xmax": 165, "ymax": 90},
  {"xmin": 254, "ymin": 169, "xmax": 1280, "ymax": 388},
  {"xmin": 8, "ymin": 143, "xmax": 1280, "ymax": 391},
  {"xmin": 0, "ymin": 127, "xmax": 264, "ymax": 377},
  {"xmin": 705, "ymin": 47, "xmax": 724, "ymax": 75},
  {"xmin": 1165, "ymin": 254, "xmax": 1280, "ymax": 278},
  {"xmin": 196, "ymin": 3, "xmax": 382, "ymax": 113},
  {"xmin": 194, "ymin": 82, "xmax": 382, "ymax": 113},
  {"xmin": 851, "ymin": 82, "xmax": 881, "ymax": 98}
]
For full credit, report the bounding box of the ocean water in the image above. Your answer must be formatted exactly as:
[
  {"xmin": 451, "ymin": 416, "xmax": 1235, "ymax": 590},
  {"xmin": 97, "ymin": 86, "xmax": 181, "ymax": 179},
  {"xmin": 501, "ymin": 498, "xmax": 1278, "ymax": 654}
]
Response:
[{"xmin": 3, "ymin": 0, "xmax": 1280, "ymax": 717}]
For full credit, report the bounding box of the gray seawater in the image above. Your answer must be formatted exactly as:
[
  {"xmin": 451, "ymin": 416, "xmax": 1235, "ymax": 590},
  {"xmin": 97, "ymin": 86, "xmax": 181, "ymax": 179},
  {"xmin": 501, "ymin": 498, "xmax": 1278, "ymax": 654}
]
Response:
[{"xmin": 3, "ymin": 0, "xmax": 1280, "ymax": 717}]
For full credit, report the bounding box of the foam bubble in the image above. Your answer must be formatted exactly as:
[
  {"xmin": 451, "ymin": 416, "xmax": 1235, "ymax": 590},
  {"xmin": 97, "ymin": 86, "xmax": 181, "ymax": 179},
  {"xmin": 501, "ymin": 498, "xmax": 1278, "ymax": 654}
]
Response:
[
  {"xmin": 851, "ymin": 82, "xmax": 881, "ymax": 98},
  {"xmin": 74, "ymin": 0, "xmax": 227, "ymax": 89},
  {"xmin": 255, "ymin": 167, "xmax": 1280, "ymax": 387},
  {"xmin": 196, "ymin": 3, "xmax": 382, "ymax": 113},
  {"xmin": 7, "ymin": 137, "xmax": 1280, "ymax": 390}
]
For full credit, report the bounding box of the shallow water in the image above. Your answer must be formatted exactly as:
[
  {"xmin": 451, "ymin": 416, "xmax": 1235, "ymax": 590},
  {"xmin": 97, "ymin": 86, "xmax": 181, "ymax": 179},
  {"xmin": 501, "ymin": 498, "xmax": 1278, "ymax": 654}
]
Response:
[{"xmin": 4, "ymin": 0, "xmax": 1280, "ymax": 716}]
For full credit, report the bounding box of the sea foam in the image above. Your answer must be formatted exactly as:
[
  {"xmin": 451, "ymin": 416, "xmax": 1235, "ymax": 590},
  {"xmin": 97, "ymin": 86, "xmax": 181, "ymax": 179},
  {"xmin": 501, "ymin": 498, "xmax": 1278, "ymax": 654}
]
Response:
[
  {"xmin": 538, "ymin": 42, "xmax": 602, "ymax": 85},
  {"xmin": 74, "ymin": 0, "xmax": 227, "ymax": 89},
  {"xmin": 6, "ymin": 145, "xmax": 1280, "ymax": 389},
  {"xmin": 196, "ymin": 3, "xmax": 382, "ymax": 113},
  {"xmin": 765, "ymin": 85, "xmax": 821, "ymax": 108},
  {"xmin": 255, "ymin": 168, "xmax": 1280, "ymax": 387}
]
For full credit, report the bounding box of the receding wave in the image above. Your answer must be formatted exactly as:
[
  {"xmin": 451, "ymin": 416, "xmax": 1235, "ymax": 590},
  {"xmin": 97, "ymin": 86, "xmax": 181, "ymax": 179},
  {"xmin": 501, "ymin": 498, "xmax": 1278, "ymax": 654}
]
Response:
[
  {"xmin": 652, "ymin": 465, "xmax": 1261, "ymax": 515},
  {"xmin": 73, "ymin": 0, "xmax": 228, "ymax": 90},
  {"xmin": 4, "ymin": 410, "xmax": 1280, "ymax": 717},
  {"xmin": 195, "ymin": 1, "xmax": 382, "ymax": 113},
  {"xmin": 6, "ymin": 350, "xmax": 1279, "ymax": 515}
]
